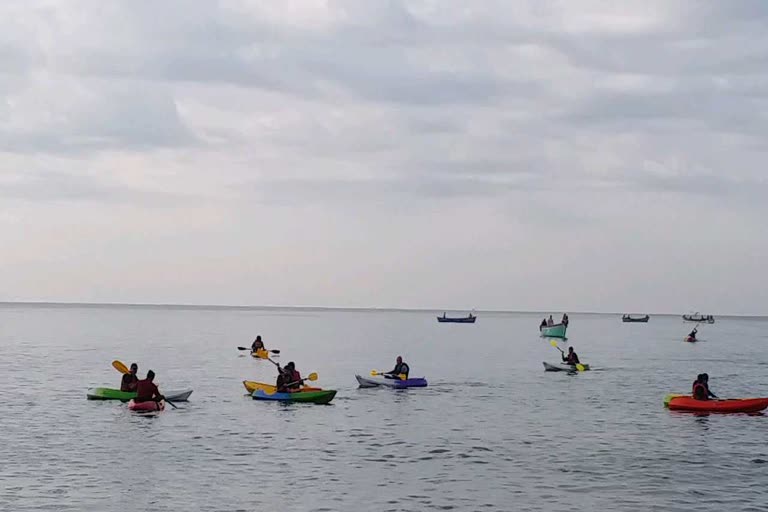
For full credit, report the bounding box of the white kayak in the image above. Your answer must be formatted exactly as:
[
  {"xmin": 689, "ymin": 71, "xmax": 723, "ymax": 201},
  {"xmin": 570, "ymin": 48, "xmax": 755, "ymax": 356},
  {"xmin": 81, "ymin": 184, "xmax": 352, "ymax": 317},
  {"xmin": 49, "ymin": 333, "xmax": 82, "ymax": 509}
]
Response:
[
  {"xmin": 542, "ymin": 362, "xmax": 590, "ymax": 372},
  {"xmin": 355, "ymin": 374, "xmax": 428, "ymax": 388}
]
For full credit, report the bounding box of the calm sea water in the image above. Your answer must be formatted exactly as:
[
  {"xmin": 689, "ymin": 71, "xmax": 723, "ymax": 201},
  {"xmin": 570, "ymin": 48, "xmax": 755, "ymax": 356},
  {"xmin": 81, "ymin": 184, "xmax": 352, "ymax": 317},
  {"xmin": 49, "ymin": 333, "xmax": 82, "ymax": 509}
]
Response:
[{"xmin": 1, "ymin": 304, "xmax": 767, "ymax": 511}]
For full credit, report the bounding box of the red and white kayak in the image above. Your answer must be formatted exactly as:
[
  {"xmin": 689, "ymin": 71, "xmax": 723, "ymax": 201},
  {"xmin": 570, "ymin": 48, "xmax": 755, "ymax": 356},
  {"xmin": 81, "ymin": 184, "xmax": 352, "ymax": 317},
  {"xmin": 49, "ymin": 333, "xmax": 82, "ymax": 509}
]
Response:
[
  {"xmin": 667, "ymin": 396, "xmax": 768, "ymax": 413},
  {"xmin": 127, "ymin": 399, "xmax": 165, "ymax": 412}
]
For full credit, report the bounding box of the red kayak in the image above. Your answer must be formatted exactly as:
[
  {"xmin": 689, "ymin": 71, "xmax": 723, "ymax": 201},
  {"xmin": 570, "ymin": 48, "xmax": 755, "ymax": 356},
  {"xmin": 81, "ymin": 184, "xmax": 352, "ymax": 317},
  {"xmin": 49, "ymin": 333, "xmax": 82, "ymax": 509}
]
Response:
[
  {"xmin": 685, "ymin": 336, "xmax": 696, "ymax": 343},
  {"xmin": 668, "ymin": 396, "xmax": 768, "ymax": 413},
  {"xmin": 128, "ymin": 399, "xmax": 165, "ymax": 412}
]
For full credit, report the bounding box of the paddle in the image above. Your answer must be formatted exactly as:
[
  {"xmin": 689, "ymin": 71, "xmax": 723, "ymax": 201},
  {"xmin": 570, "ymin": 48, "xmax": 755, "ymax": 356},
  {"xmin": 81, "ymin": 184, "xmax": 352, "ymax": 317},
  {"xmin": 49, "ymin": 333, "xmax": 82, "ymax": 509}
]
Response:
[
  {"xmin": 370, "ymin": 370, "xmax": 407, "ymax": 380},
  {"xmin": 549, "ymin": 341, "xmax": 586, "ymax": 372},
  {"xmin": 162, "ymin": 396, "xmax": 178, "ymax": 409},
  {"xmin": 237, "ymin": 347, "xmax": 280, "ymax": 354},
  {"xmin": 112, "ymin": 360, "xmax": 129, "ymax": 374},
  {"xmin": 286, "ymin": 372, "xmax": 318, "ymax": 388}
]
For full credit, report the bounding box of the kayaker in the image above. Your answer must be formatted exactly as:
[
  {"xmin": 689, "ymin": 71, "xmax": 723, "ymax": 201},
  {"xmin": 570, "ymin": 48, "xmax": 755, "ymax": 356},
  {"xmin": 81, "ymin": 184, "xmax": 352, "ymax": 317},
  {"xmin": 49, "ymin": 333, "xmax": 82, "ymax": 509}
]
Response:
[
  {"xmin": 275, "ymin": 367, "xmax": 291, "ymax": 393},
  {"xmin": 688, "ymin": 328, "xmax": 697, "ymax": 341},
  {"xmin": 120, "ymin": 363, "xmax": 139, "ymax": 392},
  {"xmin": 251, "ymin": 335, "xmax": 265, "ymax": 352},
  {"xmin": 135, "ymin": 370, "xmax": 165, "ymax": 403},
  {"xmin": 562, "ymin": 347, "xmax": 580, "ymax": 365},
  {"xmin": 692, "ymin": 374, "xmax": 709, "ymax": 400},
  {"xmin": 284, "ymin": 361, "xmax": 302, "ymax": 390},
  {"xmin": 385, "ymin": 356, "xmax": 410, "ymax": 379}
]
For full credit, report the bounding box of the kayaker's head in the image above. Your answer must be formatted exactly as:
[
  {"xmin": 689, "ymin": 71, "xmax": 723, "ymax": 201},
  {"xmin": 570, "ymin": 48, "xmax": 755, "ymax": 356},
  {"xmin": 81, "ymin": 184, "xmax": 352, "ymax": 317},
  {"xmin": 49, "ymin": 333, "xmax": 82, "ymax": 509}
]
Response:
[
  {"xmin": 285, "ymin": 362, "xmax": 295, "ymax": 371},
  {"xmin": 256, "ymin": 335, "xmax": 262, "ymax": 342},
  {"xmin": 146, "ymin": 370, "xmax": 155, "ymax": 381},
  {"xmin": 130, "ymin": 363, "xmax": 138, "ymax": 374},
  {"xmin": 568, "ymin": 347, "xmax": 574, "ymax": 354},
  {"xmin": 702, "ymin": 373, "xmax": 709, "ymax": 382},
  {"xmin": 396, "ymin": 356, "xmax": 402, "ymax": 364}
]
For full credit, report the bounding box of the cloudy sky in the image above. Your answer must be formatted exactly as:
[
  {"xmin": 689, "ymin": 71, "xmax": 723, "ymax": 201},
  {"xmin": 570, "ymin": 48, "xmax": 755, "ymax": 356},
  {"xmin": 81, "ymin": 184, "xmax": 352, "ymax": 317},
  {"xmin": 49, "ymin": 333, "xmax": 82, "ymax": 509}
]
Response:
[{"xmin": 1, "ymin": 1, "xmax": 766, "ymax": 314}]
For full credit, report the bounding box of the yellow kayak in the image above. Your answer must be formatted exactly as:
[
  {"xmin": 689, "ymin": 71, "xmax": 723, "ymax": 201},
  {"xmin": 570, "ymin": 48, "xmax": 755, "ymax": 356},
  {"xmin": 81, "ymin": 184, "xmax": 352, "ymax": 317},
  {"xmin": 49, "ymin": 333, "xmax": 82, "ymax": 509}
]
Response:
[
  {"xmin": 251, "ymin": 349, "xmax": 269, "ymax": 359},
  {"xmin": 242, "ymin": 380, "xmax": 320, "ymax": 393}
]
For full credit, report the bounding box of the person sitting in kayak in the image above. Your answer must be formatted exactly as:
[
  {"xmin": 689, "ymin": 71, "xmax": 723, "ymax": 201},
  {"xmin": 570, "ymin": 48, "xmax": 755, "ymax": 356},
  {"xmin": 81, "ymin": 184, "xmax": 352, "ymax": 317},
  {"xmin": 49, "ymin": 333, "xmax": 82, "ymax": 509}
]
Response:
[
  {"xmin": 135, "ymin": 370, "xmax": 165, "ymax": 403},
  {"xmin": 562, "ymin": 347, "xmax": 580, "ymax": 365},
  {"xmin": 284, "ymin": 362, "xmax": 302, "ymax": 390},
  {"xmin": 120, "ymin": 362, "xmax": 139, "ymax": 392},
  {"xmin": 688, "ymin": 328, "xmax": 697, "ymax": 341},
  {"xmin": 692, "ymin": 374, "xmax": 709, "ymax": 400},
  {"xmin": 251, "ymin": 335, "xmax": 265, "ymax": 352},
  {"xmin": 385, "ymin": 356, "xmax": 410, "ymax": 379}
]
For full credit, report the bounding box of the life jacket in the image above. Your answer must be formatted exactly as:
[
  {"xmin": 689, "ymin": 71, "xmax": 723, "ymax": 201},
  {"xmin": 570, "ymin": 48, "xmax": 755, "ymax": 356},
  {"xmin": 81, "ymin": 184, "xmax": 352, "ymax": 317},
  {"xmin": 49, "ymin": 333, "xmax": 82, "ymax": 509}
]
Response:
[{"xmin": 692, "ymin": 382, "xmax": 708, "ymax": 400}]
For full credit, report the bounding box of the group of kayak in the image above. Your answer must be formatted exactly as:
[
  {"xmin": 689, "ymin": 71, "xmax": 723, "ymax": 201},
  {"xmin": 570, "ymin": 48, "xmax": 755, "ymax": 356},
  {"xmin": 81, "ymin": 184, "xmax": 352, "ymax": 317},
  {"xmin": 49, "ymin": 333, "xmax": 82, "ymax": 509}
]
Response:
[
  {"xmin": 86, "ymin": 361, "xmax": 194, "ymax": 411},
  {"xmin": 245, "ymin": 335, "xmax": 428, "ymax": 404}
]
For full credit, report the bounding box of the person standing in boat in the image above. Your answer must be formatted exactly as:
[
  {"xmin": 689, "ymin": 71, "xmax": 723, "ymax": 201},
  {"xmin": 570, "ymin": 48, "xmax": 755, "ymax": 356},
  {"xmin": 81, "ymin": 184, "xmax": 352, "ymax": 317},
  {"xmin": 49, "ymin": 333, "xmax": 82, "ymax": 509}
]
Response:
[
  {"xmin": 547, "ymin": 315, "xmax": 554, "ymax": 326},
  {"xmin": 562, "ymin": 347, "xmax": 580, "ymax": 365},
  {"xmin": 121, "ymin": 362, "xmax": 139, "ymax": 392},
  {"xmin": 540, "ymin": 318, "xmax": 547, "ymax": 330},
  {"xmin": 562, "ymin": 313, "xmax": 569, "ymax": 327},
  {"xmin": 135, "ymin": 370, "xmax": 165, "ymax": 404},
  {"xmin": 385, "ymin": 356, "xmax": 410, "ymax": 379}
]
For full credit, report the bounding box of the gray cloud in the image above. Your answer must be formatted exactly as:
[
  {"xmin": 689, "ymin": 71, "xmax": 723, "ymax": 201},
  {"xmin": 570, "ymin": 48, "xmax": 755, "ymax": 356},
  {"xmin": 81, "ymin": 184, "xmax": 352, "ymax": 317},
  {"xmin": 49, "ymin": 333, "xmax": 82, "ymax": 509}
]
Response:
[{"xmin": 1, "ymin": 1, "xmax": 768, "ymax": 312}]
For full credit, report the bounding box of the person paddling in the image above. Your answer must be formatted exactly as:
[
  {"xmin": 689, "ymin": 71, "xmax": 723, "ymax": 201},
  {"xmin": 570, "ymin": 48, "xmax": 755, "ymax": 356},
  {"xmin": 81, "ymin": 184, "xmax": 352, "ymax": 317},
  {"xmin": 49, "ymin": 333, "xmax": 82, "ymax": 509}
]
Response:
[
  {"xmin": 121, "ymin": 363, "xmax": 139, "ymax": 392},
  {"xmin": 385, "ymin": 356, "xmax": 410, "ymax": 379},
  {"xmin": 687, "ymin": 328, "xmax": 697, "ymax": 341},
  {"xmin": 251, "ymin": 335, "xmax": 265, "ymax": 352},
  {"xmin": 562, "ymin": 347, "xmax": 580, "ymax": 365},
  {"xmin": 284, "ymin": 362, "xmax": 302, "ymax": 391},
  {"xmin": 135, "ymin": 370, "xmax": 165, "ymax": 404}
]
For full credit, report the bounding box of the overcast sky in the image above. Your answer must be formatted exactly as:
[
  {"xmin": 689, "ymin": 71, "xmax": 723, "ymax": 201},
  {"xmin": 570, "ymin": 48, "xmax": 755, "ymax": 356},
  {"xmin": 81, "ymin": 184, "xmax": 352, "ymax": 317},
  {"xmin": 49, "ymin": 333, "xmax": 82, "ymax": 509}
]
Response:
[{"xmin": 1, "ymin": 1, "xmax": 766, "ymax": 314}]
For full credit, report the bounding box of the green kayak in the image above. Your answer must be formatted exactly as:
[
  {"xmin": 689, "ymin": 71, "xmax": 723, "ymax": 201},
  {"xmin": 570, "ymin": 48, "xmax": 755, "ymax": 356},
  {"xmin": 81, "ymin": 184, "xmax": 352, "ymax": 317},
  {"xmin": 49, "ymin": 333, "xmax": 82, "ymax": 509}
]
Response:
[
  {"xmin": 252, "ymin": 389, "xmax": 337, "ymax": 404},
  {"xmin": 86, "ymin": 387, "xmax": 193, "ymax": 402}
]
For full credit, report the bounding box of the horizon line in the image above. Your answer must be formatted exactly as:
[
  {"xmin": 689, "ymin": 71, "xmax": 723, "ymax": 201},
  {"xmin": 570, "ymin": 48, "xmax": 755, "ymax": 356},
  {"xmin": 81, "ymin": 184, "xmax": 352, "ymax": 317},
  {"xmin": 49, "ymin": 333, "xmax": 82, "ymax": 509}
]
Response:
[{"xmin": 0, "ymin": 300, "xmax": 764, "ymax": 318}]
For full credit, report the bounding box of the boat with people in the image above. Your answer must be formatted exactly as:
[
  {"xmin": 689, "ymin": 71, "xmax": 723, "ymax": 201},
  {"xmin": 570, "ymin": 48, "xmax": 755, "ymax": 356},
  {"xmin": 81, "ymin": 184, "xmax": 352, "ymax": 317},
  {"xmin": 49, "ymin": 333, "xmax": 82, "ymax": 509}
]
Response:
[
  {"xmin": 437, "ymin": 312, "xmax": 476, "ymax": 323},
  {"xmin": 682, "ymin": 313, "xmax": 715, "ymax": 323},
  {"xmin": 539, "ymin": 313, "xmax": 569, "ymax": 338},
  {"xmin": 355, "ymin": 374, "xmax": 428, "ymax": 388},
  {"xmin": 87, "ymin": 387, "xmax": 193, "ymax": 402},
  {"xmin": 664, "ymin": 394, "xmax": 768, "ymax": 413},
  {"xmin": 542, "ymin": 362, "xmax": 590, "ymax": 372},
  {"xmin": 622, "ymin": 314, "xmax": 650, "ymax": 323},
  {"xmin": 251, "ymin": 388, "xmax": 337, "ymax": 404}
]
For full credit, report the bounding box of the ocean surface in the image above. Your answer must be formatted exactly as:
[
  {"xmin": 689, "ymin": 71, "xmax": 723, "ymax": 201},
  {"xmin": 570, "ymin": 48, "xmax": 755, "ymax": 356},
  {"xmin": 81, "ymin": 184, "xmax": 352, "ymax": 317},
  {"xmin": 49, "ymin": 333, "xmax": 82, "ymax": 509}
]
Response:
[{"xmin": 1, "ymin": 304, "xmax": 767, "ymax": 512}]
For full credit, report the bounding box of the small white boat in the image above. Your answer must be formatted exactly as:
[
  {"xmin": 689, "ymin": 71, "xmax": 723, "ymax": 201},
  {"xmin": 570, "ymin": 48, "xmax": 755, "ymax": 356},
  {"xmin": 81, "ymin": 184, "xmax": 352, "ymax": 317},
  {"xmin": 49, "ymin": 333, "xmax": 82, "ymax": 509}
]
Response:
[{"xmin": 542, "ymin": 362, "xmax": 590, "ymax": 372}]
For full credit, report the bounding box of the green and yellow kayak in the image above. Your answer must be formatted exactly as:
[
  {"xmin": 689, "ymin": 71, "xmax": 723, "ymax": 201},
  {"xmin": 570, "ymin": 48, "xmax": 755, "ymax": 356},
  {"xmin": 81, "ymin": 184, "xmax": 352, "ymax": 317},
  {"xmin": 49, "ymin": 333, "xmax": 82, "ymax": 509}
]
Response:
[{"xmin": 251, "ymin": 388, "xmax": 336, "ymax": 404}]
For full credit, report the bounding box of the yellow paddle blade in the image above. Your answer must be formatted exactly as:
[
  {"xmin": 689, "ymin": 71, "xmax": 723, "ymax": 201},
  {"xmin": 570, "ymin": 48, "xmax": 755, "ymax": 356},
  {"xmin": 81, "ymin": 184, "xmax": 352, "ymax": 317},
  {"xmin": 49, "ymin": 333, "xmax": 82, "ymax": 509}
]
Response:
[
  {"xmin": 307, "ymin": 372, "xmax": 318, "ymax": 381},
  {"xmin": 550, "ymin": 340, "xmax": 559, "ymax": 348},
  {"xmin": 370, "ymin": 370, "xmax": 382, "ymax": 377},
  {"xmin": 575, "ymin": 364, "xmax": 586, "ymax": 372},
  {"xmin": 398, "ymin": 373, "xmax": 407, "ymax": 380},
  {"xmin": 112, "ymin": 360, "xmax": 129, "ymax": 374}
]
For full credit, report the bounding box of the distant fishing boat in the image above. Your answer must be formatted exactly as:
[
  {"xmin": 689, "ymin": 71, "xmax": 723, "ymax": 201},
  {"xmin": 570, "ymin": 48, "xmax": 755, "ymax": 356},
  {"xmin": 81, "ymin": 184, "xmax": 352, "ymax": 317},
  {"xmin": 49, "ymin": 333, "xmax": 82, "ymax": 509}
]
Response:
[
  {"xmin": 622, "ymin": 314, "xmax": 650, "ymax": 323},
  {"xmin": 683, "ymin": 313, "xmax": 715, "ymax": 324},
  {"xmin": 539, "ymin": 323, "xmax": 567, "ymax": 338},
  {"xmin": 437, "ymin": 312, "xmax": 476, "ymax": 323}
]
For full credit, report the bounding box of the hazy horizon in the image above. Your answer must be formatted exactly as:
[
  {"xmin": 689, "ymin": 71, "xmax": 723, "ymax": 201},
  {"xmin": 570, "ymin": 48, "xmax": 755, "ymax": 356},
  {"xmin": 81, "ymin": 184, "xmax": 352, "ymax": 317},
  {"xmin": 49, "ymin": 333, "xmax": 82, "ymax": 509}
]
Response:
[{"xmin": 2, "ymin": 2, "xmax": 766, "ymax": 315}]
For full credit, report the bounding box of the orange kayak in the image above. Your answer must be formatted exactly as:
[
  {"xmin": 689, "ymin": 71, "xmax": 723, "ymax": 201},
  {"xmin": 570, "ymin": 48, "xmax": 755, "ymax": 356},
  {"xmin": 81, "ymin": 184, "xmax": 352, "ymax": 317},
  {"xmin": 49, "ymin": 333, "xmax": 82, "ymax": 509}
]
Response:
[{"xmin": 667, "ymin": 396, "xmax": 768, "ymax": 413}]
